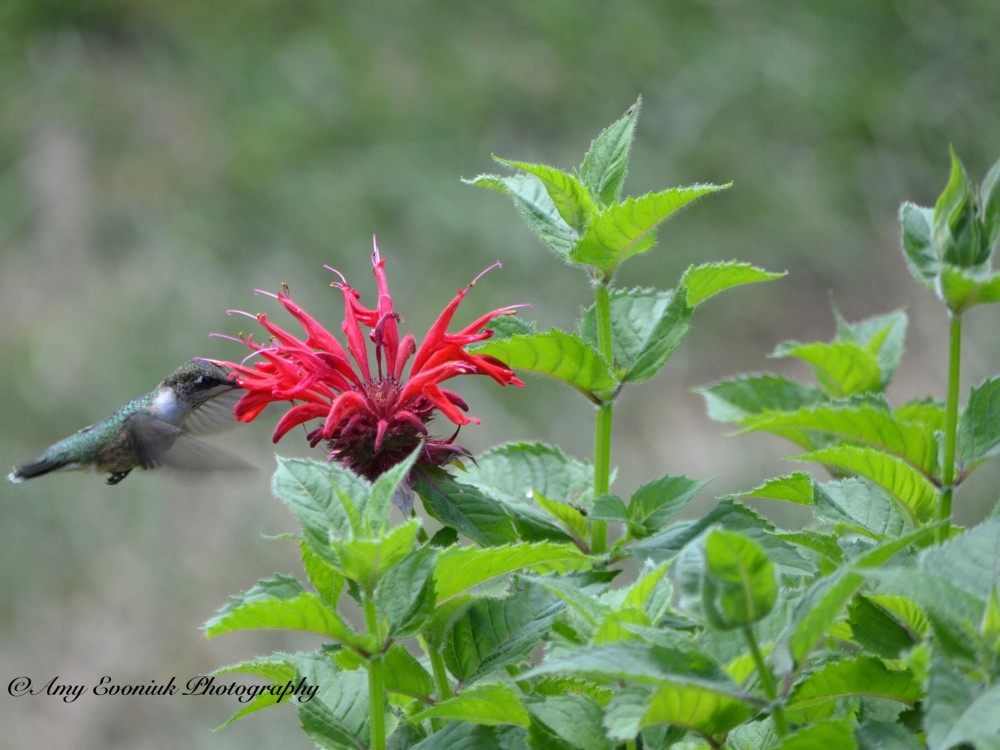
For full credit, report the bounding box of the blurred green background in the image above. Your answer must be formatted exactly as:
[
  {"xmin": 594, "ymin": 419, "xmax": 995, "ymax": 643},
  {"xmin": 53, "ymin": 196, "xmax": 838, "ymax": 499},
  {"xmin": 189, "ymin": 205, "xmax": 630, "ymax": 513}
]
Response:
[{"xmin": 3, "ymin": 1, "xmax": 1000, "ymax": 747}]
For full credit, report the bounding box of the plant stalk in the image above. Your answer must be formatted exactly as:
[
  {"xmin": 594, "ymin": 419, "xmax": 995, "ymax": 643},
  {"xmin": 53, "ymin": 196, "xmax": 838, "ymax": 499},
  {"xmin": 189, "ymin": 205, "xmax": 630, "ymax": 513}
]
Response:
[
  {"xmin": 939, "ymin": 312, "xmax": 963, "ymax": 543},
  {"xmin": 591, "ymin": 282, "xmax": 615, "ymax": 555},
  {"xmin": 364, "ymin": 596, "xmax": 387, "ymax": 750},
  {"xmin": 428, "ymin": 645, "xmax": 453, "ymax": 701},
  {"xmin": 742, "ymin": 624, "xmax": 787, "ymax": 737}
]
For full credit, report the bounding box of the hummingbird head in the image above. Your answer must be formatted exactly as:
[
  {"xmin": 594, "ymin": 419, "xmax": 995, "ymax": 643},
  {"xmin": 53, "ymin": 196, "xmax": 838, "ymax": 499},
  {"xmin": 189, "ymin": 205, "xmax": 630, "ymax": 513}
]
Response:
[{"xmin": 164, "ymin": 360, "xmax": 239, "ymax": 407}]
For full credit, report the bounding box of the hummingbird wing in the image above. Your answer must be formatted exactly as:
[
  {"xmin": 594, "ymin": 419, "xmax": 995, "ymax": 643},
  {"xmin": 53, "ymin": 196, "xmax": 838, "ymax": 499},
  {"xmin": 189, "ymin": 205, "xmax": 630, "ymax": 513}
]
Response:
[
  {"xmin": 129, "ymin": 413, "xmax": 253, "ymax": 474},
  {"xmin": 180, "ymin": 388, "xmax": 243, "ymax": 436}
]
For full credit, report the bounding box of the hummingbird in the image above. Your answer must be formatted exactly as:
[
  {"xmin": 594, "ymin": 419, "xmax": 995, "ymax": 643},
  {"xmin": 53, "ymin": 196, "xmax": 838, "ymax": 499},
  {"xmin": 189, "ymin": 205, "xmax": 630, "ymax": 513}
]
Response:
[{"xmin": 8, "ymin": 360, "xmax": 250, "ymax": 485}]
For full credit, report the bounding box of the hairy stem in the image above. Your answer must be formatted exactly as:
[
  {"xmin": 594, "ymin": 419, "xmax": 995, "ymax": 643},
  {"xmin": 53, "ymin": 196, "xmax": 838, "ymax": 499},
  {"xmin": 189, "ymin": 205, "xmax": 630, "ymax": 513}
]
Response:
[
  {"xmin": 591, "ymin": 282, "xmax": 615, "ymax": 555},
  {"xmin": 364, "ymin": 596, "xmax": 386, "ymax": 750},
  {"xmin": 742, "ymin": 624, "xmax": 787, "ymax": 737},
  {"xmin": 428, "ymin": 645, "xmax": 453, "ymax": 701},
  {"xmin": 939, "ymin": 313, "xmax": 962, "ymax": 543}
]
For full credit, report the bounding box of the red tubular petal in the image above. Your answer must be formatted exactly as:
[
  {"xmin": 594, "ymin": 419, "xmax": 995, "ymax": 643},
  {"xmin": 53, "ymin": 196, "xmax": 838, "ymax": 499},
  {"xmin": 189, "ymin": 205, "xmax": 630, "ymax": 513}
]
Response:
[
  {"xmin": 337, "ymin": 284, "xmax": 372, "ymax": 381},
  {"xmin": 272, "ymin": 403, "xmax": 330, "ymax": 442},
  {"xmin": 321, "ymin": 390, "xmax": 369, "ymax": 438},
  {"xmin": 419, "ymin": 381, "xmax": 475, "ymax": 426},
  {"xmin": 278, "ymin": 293, "xmax": 350, "ymax": 360},
  {"xmin": 410, "ymin": 286, "xmax": 467, "ymax": 375},
  {"xmin": 374, "ymin": 419, "xmax": 389, "ymax": 452}
]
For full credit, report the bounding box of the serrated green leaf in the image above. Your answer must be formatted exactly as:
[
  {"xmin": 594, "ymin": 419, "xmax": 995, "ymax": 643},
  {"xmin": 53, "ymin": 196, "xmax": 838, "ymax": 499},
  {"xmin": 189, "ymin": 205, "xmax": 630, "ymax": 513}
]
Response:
[
  {"xmin": 591, "ymin": 608, "xmax": 651, "ymax": 646},
  {"xmin": 726, "ymin": 719, "xmax": 782, "ymax": 750},
  {"xmin": 727, "ymin": 472, "xmax": 816, "ymax": 505},
  {"xmin": 855, "ymin": 718, "xmax": 923, "ymax": 750},
  {"xmin": 383, "ymin": 643, "xmax": 435, "ymax": 702},
  {"xmin": 589, "ymin": 494, "xmax": 629, "ymax": 525},
  {"xmin": 848, "ymin": 596, "xmax": 919, "ymax": 659},
  {"xmin": 775, "ymin": 719, "xmax": 857, "ymax": 750},
  {"xmin": 534, "ymin": 491, "xmax": 589, "ymax": 542},
  {"xmin": 465, "ymin": 173, "xmax": 576, "ymax": 259},
  {"xmin": 444, "ymin": 583, "xmax": 562, "ymax": 685},
  {"xmin": 769, "ymin": 567, "xmax": 866, "ymax": 676},
  {"xmin": 434, "ymin": 542, "xmax": 590, "ymax": 603},
  {"xmin": 982, "ymin": 588, "xmax": 1000, "ymax": 649},
  {"xmin": 293, "ymin": 657, "xmax": 371, "ymax": 750},
  {"xmin": 211, "ymin": 654, "xmax": 299, "ymax": 729},
  {"xmin": 791, "ymin": 445, "xmax": 937, "ymax": 523},
  {"xmin": 580, "ymin": 97, "xmax": 640, "ymax": 206},
  {"xmin": 785, "ymin": 656, "xmax": 919, "ymax": 724},
  {"xmin": 204, "ymin": 575, "xmax": 363, "ymax": 646},
  {"xmin": 444, "ymin": 445, "xmax": 583, "ymax": 544},
  {"xmin": 410, "ymin": 723, "xmax": 513, "ymax": 750},
  {"xmin": 775, "ymin": 529, "xmax": 845, "ymax": 569},
  {"xmin": 528, "ymin": 694, "xmax": 612, "ymax": 750},
  {"xmin": 982, "ymin": 155, "xmax": 1000, "ymax": 248},
  {"xmin": 815, "ymin": 478, "xmax": 915, "ymax": 540},
  {"xmin": 273, "ymin": 457, "xmax": 370, "ymax": 563},
  {"xmin": 900, "ymin": 202, "xmax": 939, "ymax": 289},
  {"xmin": 422, "ymin": 595, "xmax": 477, "ymax": 653},
  {"xmin": 410, "ymin": 683, "xmax": 530, "ymax": 727},
  {"xmin": 375, "ymin": 545, "xmax": 437, "ymax": 637},
  {"xmin": 895, "ymin": 398, "xmax": 946, "ymax": 432},
  {"xmin": 624, "ymin": 500, "xmax": 776, "ymax": 564},
  {"xmin": 591, "ymin": 287, "xmax": 694, "ymax": 383},
  {"xmin": 493, "ymin": 157, "xmax": 598, "ymax": 231},
  {"xmin": 772, "ymin": 339, "xmax": 883, "ymax": 397},
  {"xmin": 528, "ymin": 572, "xmax": 614, "ymax": 638},
  {"xmin": 569, "ymin": 185, "xmax": 730, "ymax": 277},
  {"xmin": 462, "ymin": 442, "xmax": 595, "ymax": 509},
  {"xmin": 331, "ymin": 518, "xmax": 420, "ymax": 592},
  {"xmin": 958, "ymin": 376, "xmax": 1000, "ymax": 470},
  {"xmin": 938, "ymin": 265, "xmax": 1000, "ymax": 313},
  {"xmin": 620, "ymin": 560, "xmax": 673, "ymax": 620},
  {"xmin": 487, "ymin": 315, "xmax": 536, "ymax": 341},
  {"xmin": 638, "ymin": 682, "xmax": 752, "ymax": 737},
  {"xmin": 605, "ymin": 685, "xmax": 750, "ymax": 741},
  {"xmin": 579, "ymin": 287, "xmax": 691, "ymax": 382},
  {"xmin": 523, "ymin": 641, "xmax": 736, "ymax": 694},
  {"xmin": 696, "ymin": 374, "xmax": 827, "ymax": 424},
  {"xmin": 926, "ymin": 651, "xmax": 1000, "ymax": 750},
  {"xmin": 771, "ymin": 528, "xmax": 931, "ymax": 677},
  {"xmin": 366, "ymin": 447, "xmax": 420, "ymax": 535},
  {"xmin": 473, "ymin": 329, "xmax": 616, "ymax": 396},
  {"xmin": 743, "ymin": 402, "xmax": 938, "ymax": 475},
  {"xmin": 619, "ymin": 289, "xmax": 691, "ymax": 383},
  {"xmin": 920, "ymin": 517, "xmax": 1000, "ymax": 601},
  {"xmin": 300, "ymin": 539, "xmax": 344, "ymax": 609},
  {"xmin": 700, "ymin": 529, "xmax": 777, "ymax": 629},
  {"xmin": 866, "ymin": 594, "xmax": 930, "ymax": 641},
  {"xmin": 835, "ymin": 309, "xmax": 908, "ymax": 386},
  {"xmin": 413, "ymin": 469, "xmax": 517, "ymax": 546},
  {"xmin": 628, "ymin": 473, "xmax": 709, "ymax": 536},
  {"xmin": 680, "ymin": 261, "xmax": 785, "ymax": 307}
]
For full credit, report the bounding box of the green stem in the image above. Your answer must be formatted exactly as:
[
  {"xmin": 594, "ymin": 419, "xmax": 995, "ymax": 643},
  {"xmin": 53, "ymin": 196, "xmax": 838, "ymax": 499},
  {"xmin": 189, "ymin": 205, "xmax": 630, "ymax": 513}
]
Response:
[
  {"xmin": 427, "ymin": 645, "xmax": 453, "ymax": 701},
  {"xmin": 591, "ymin": 282, "xmax": 615, "ymax": 555},
  {"xmin": 939, "ymin": 313, "xmax": 962, "ymax": 544},
  {"xmin": 364, "ymin": 596, "xmax": 386, "ymax": 750},
  {"xmin": 742, "ymin": 624, "xmax": 787, "ymax": 738}
]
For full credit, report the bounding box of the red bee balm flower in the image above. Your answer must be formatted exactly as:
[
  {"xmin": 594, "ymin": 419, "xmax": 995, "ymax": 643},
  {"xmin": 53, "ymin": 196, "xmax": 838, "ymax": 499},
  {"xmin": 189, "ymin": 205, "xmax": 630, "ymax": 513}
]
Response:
[{"xmin": 215, "ymin": 241, "xmax": 524, "ymax": 480}]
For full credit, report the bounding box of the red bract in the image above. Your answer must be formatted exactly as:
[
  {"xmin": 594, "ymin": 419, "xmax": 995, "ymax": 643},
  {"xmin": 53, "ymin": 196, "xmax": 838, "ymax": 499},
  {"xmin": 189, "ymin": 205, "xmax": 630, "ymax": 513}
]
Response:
[{"xmin": 213, "ymin": 240, "xmax": 524, "ymax": 480}]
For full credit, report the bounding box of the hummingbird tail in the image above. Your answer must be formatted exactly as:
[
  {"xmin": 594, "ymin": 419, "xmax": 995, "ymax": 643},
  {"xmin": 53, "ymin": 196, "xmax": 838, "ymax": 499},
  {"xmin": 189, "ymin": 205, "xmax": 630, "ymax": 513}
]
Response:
[{"xmin": 8, "ymin": 457, "xmax": 71, "ymax": 483}]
